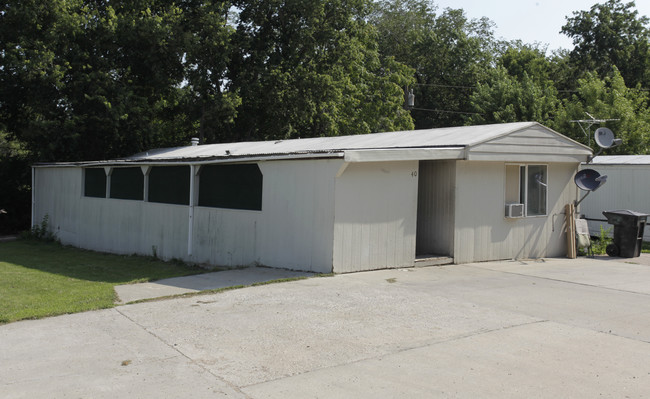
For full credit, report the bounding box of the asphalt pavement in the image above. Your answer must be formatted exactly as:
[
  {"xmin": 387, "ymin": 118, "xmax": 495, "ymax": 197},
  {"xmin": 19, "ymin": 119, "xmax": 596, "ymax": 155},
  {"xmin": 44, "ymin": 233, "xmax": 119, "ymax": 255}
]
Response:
[{"xmin": 2, "ymin": 255, "xmax": 650, "ymax": 398}]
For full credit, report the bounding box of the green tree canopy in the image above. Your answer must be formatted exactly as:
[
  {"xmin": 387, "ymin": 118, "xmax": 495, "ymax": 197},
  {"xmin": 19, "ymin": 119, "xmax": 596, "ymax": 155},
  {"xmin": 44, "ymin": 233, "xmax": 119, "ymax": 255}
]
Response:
[
  {"xmin": 2, "ymin": 0, "xmax": 650, "ymax": 162},
  {"xmin": 176, "ymin": 0, "xmax": 240, "ymax": 144},
  {"xmin": 0, "ymin": 0, "xmax": 203, "ymax": 161},
  {"xmin": 561, "ymin": 0, "xmax": 650, "ymax": 87},
  {"xmin": 468, "ymin": 67, "xmax": 560, "ymax": 126},
  {"xmin": 227, "ymin": 0, "xmax": 413, "ymax": 141},
  {"xmin": 499, "ymin": 44, "xmax": 553, "ymax": 84},
  {"xmin": 554, "ymin": 67, "xmax": 650, "ymax": 154},
  {"xmin": 371, "ymin": 0, "xmax": 496, "ymax": 128},
  {"xmin": 468, "ymin": 44, "xmax": 559, "ymax": 126}
]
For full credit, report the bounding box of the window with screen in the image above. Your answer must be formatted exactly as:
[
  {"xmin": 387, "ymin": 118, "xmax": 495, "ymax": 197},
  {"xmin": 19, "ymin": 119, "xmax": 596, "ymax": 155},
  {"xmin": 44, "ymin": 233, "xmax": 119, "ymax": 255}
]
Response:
[
  {"xmin": 505, "ymin": 164, "xmax": 547, "ymax": 217},
  {"xmin": 198, "ymin": 164, "xmax": 263, "ymax": 211},
  {"xmin": 148, "ymin": 166, "xmax": 190, "ymax": 205},
  {"xmin": 527, "ymin": 165, "xmax": 547, "ymax": 216},
  {"xmin": 110, "ymin": 167, "xmax": 144, "ymax": 200},
  {"xmin": 84, "ymin": 168, "xmax": 107, "ymax": 198}
]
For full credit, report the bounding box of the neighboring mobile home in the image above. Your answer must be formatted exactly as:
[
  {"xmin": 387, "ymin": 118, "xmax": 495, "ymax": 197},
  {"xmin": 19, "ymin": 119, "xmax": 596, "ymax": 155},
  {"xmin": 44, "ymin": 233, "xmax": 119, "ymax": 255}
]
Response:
[
  {"xmin": 579, "ymin": 155, "xmax": 650, "ymax": 241},
  {"xmin": 32, "ymin": 122, "xmax": 592, "ymax": 273}
]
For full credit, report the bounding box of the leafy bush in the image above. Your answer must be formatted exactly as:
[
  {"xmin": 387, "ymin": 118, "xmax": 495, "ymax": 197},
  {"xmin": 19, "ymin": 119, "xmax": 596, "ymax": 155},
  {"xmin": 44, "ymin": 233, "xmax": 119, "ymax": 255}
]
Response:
[
  {"xmin": 20, "ymin": 215, "xmax": 58, "ymax": 242},
  {"xmin": 590, "ymin": 225, "xmax": 613, "ymax": 255}
]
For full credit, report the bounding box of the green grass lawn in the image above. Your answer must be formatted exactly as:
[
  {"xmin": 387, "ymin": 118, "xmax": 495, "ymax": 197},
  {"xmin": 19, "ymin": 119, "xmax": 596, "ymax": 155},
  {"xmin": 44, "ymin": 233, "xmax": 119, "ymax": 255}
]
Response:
[{"xmin": 0, "ymin": 240, "xmax": 207, "ymax": 324}]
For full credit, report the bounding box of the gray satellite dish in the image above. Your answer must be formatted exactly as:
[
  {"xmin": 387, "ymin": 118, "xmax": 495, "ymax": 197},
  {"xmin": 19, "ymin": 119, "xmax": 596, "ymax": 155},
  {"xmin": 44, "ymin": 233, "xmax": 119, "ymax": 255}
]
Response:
[
  {"xmin": 594, "ymin": 127, "xmax": 622, "ymax": 149},
  {"xmin": 575, "ymin": 169, "xmax": 607, "ymax": 191},
  {"xmin": 574, "ymin": 168, "xmax": 607, "ymax": 205}
]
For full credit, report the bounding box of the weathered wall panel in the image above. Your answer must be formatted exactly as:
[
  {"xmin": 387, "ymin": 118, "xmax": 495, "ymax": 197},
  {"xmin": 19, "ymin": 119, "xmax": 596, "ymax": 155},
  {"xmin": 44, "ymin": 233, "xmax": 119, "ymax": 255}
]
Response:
[
  {"xmin": 333, "ymin": 161, "xmax": 419, "ymax": 273},
  {"xmin": 579, "ymin": 165, "xmax": 650, "ymax": 240},
  {"xmin": 33, "ymin": 167, "xmax": 83, "ymax": 245},
  {"xmin": 33, "ymin": 157, "xmax": 581, "ymax": 273},
  {"xmin": 191, "ymin": 207, "xmax": 260, "ymax": 267},
  {"xmin": 34, "ymin": 160, "xmax": 341, "ymax": 273},
  {"xmin": 76, "ymin": 200, "xmax": 188, "ymax": 260},
  {"xmin": 33, "ymin": 168, "xmax": 188, "ymax": 260},
  {"xmin": 416, "ymin": 160, "xmax": 455, "ymax": 256},
  {"xmin": 255, "ymin": 159, "xmax": 340, "ymax": 272},
  {"xmin": 453, "ymin": 161, "xmax": 577, "ymax": 263},
  {"xmin": 191, "ymin": 159, "xmax": 341, "ymax": 272}
]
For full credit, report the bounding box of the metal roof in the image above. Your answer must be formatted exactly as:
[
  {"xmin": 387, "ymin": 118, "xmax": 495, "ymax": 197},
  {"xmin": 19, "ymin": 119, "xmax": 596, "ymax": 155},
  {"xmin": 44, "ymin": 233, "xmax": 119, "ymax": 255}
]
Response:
[
  {"xmin": 590, "ymin": 155, "xmax": 650, "ymax": 165},
  {"xmin": 125, "ymin": 121, "xmax": 538, "ymax": 162},
  {"xmin": 35, "ymin": 121, "xmax": 591, "ymax": 166}
]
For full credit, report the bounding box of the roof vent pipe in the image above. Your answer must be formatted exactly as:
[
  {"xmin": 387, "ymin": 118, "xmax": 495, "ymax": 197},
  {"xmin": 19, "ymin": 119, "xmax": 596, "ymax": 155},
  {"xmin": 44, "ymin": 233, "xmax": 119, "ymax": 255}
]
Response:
[{"xmin": 190, "ymin": 137, "xmax": 199, "ymax": 146}]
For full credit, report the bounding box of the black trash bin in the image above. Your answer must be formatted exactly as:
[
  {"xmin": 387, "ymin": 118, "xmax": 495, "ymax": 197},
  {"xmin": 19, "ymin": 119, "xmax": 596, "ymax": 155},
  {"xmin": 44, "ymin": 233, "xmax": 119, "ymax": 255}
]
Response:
[{"xmin": 602, "ymin": 210, "xmax": 649, "ymax": 258}]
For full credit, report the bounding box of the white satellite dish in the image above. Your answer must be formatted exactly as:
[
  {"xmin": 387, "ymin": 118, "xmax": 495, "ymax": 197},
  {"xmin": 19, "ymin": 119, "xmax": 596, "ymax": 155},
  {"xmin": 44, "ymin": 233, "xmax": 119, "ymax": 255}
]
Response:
[{"xmin": 594, "ymin": 127, "xmax": 622, "ymax": 148}]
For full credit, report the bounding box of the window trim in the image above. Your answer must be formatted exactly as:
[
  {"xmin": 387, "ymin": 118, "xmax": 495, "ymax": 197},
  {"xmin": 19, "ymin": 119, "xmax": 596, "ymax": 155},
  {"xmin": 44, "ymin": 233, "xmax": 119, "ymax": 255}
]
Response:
[{"xmin": 505, "ymin": 163, "xmax": 548, "ymax": 218}]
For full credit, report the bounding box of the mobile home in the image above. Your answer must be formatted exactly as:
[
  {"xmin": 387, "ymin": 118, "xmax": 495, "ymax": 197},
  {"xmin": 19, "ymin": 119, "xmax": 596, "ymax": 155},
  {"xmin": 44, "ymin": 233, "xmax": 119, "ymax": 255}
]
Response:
[
  {"xmin": 580, "ymin": 155, "xmax": 650, "ymax": 241},
  {"xmin": 32, "ymin": 122, "xmax": 592, "ymax": 273}
]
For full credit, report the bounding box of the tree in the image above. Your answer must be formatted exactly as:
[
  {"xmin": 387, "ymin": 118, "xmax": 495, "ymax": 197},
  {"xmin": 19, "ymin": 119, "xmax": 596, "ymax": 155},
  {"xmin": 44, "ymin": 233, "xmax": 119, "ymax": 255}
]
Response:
[
  {"xmin": 227, "ymin": 0, "xmax": 413, "ymax": 141},
  {"xmin": 499, "ymin": 44, "xmax": 553, "ymax": 84},
  {"xmin": 468, "ymin": 67, "xmax": 560, "ymax": 125},
  {"xmin": 553, "ymin": 67, "xmax": 650, "ymax": 154},
  {"xmin": 371, "ymin": 0, "xmax": 496, "ymax": 128},
  {"xmin": 371, "ymin": 0, "xmax": 437, "ymax": 63},
  {"xmin": 175, "ymin": 0, "xmax": 239, "ymax": 144},
  {"xmin": 468, "ymin": 44, "xmax": 560, "ymax": 126},
  {"xmin": 0, "ymin": 131, "xmax": 31, "ymax": 233},
  {"xmin": 561, "ymin": 0, "xmax": 650, "ymax": 87},
  {"xmin": 0, "ymin": 0, "xmax": 236, "ymax": 161}
]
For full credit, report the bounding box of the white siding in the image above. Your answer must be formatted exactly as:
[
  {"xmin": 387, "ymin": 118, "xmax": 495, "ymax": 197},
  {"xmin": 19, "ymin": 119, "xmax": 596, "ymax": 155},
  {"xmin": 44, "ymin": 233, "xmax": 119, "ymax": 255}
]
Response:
[
  {"xmin": 34, "ymin": 160, "xmax": 341, "ymax": 273},
  {"xmin": 254, "ymin": 159, "xmax": 340, "ymax": 272},
  {"xmin": 332, "ymin": 161, "xmax": 419, "ymax": 273},
  {"xmin": 33, "ymin": 168, "xmax": 188, "ymax": 260},
  {"xmin": 33, "ymin": 156, "xmax": 582, "ymax": 273},
  {"xmin": 579, "ymin": 165, "xmax": 650, "ymax": 240},
  {"xmin": 33, "ymin": 167, "xmax": 83, "ymax": 245},
  {"xmin": 79, "ymin": 201, "xmax": 188, "ymax": 260},
  {"xmin": 416, "ymin": 160, "xmax": 455, "ymax": 256},
  {"xmin": 191, "ymin": 207, "xmax": 260, "ymax": 267},
  {"xmin": 469, "ymin": 125, "xmax": 591, "ymax": 163},
  {"xmin": 191, "ymin": 159, "xmax": 341, "ymax": 272},
  {"xmin": 453, "ymin": 161, "xmax": 577, "ymax": 263}
]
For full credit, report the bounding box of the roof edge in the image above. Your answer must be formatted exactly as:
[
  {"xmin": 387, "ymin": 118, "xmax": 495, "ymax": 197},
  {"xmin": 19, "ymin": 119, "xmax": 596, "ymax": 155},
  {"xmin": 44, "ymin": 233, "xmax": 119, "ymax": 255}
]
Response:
[{"xmin": 33, "ymin": 152, "xmax": 345, "ymax": 168}]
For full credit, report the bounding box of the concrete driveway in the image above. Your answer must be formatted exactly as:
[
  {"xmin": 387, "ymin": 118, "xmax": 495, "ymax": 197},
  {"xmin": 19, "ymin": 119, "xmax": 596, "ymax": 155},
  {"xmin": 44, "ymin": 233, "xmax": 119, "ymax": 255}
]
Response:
[
  {"xmin": 2, "ymin": 255, "xmax": 650, "ymax": 398},
  {"xmin": 113, "ymin": 266, "xmax": 315, "ymax": 303}
]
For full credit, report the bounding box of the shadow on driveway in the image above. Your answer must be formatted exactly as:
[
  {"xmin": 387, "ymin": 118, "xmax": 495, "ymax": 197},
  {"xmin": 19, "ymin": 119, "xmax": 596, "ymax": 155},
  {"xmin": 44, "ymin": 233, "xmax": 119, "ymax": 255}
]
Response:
[{"xmin": 114, "ymin": 266, "xmax": 315, "ymax": 303}]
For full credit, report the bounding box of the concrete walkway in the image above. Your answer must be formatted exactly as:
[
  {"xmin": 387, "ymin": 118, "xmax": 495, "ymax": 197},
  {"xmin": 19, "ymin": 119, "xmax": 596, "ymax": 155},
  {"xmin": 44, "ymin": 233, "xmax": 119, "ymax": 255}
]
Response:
[
  {"xmin": 114, "ymin": 266, "xmax": 315, "ymax": 303},
  {"xmin": 2, "ymin": 255, "xmax": 650, "ymax": 398}
]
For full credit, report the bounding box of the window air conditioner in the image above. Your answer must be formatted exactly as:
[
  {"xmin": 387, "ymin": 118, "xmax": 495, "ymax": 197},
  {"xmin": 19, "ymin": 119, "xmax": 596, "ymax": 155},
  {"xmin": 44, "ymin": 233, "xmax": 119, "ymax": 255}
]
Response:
[{"xmin": 505, "ymin": 203, "xmax": 524, "ymax": 218}]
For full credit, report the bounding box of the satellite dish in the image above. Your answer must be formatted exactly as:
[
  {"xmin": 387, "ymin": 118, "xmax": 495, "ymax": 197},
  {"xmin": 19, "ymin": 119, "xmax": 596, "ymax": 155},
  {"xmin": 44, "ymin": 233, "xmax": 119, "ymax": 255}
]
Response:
[
  {"xmin": 594, "ymin": 127, "xmax": 620, "ymax": 148},
  {"xmin": 574, "ymin": 169, "xmax": 607, "ymax": 191}
]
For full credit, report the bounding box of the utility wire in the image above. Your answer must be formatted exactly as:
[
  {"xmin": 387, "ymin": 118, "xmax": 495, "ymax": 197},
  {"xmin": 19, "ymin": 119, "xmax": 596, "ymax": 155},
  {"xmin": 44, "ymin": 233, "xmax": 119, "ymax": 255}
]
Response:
[
  {"xmin": 410, "ymin": 107, "xmax": 483, "ymax": 116},
  {"xmin": 413, "ymin": 83, "xmax": 476, "ymax": 89},
  {"xmin": 415, "ymin": 83, "xmax": 649, "ymax": 92}
]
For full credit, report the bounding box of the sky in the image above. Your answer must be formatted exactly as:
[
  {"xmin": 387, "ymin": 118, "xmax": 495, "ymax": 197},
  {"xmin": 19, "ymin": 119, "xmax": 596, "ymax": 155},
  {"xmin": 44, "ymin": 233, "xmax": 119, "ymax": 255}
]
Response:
[{"xmin": 433, "ymin": 0, "xmax": 650, "ymax": 52}]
